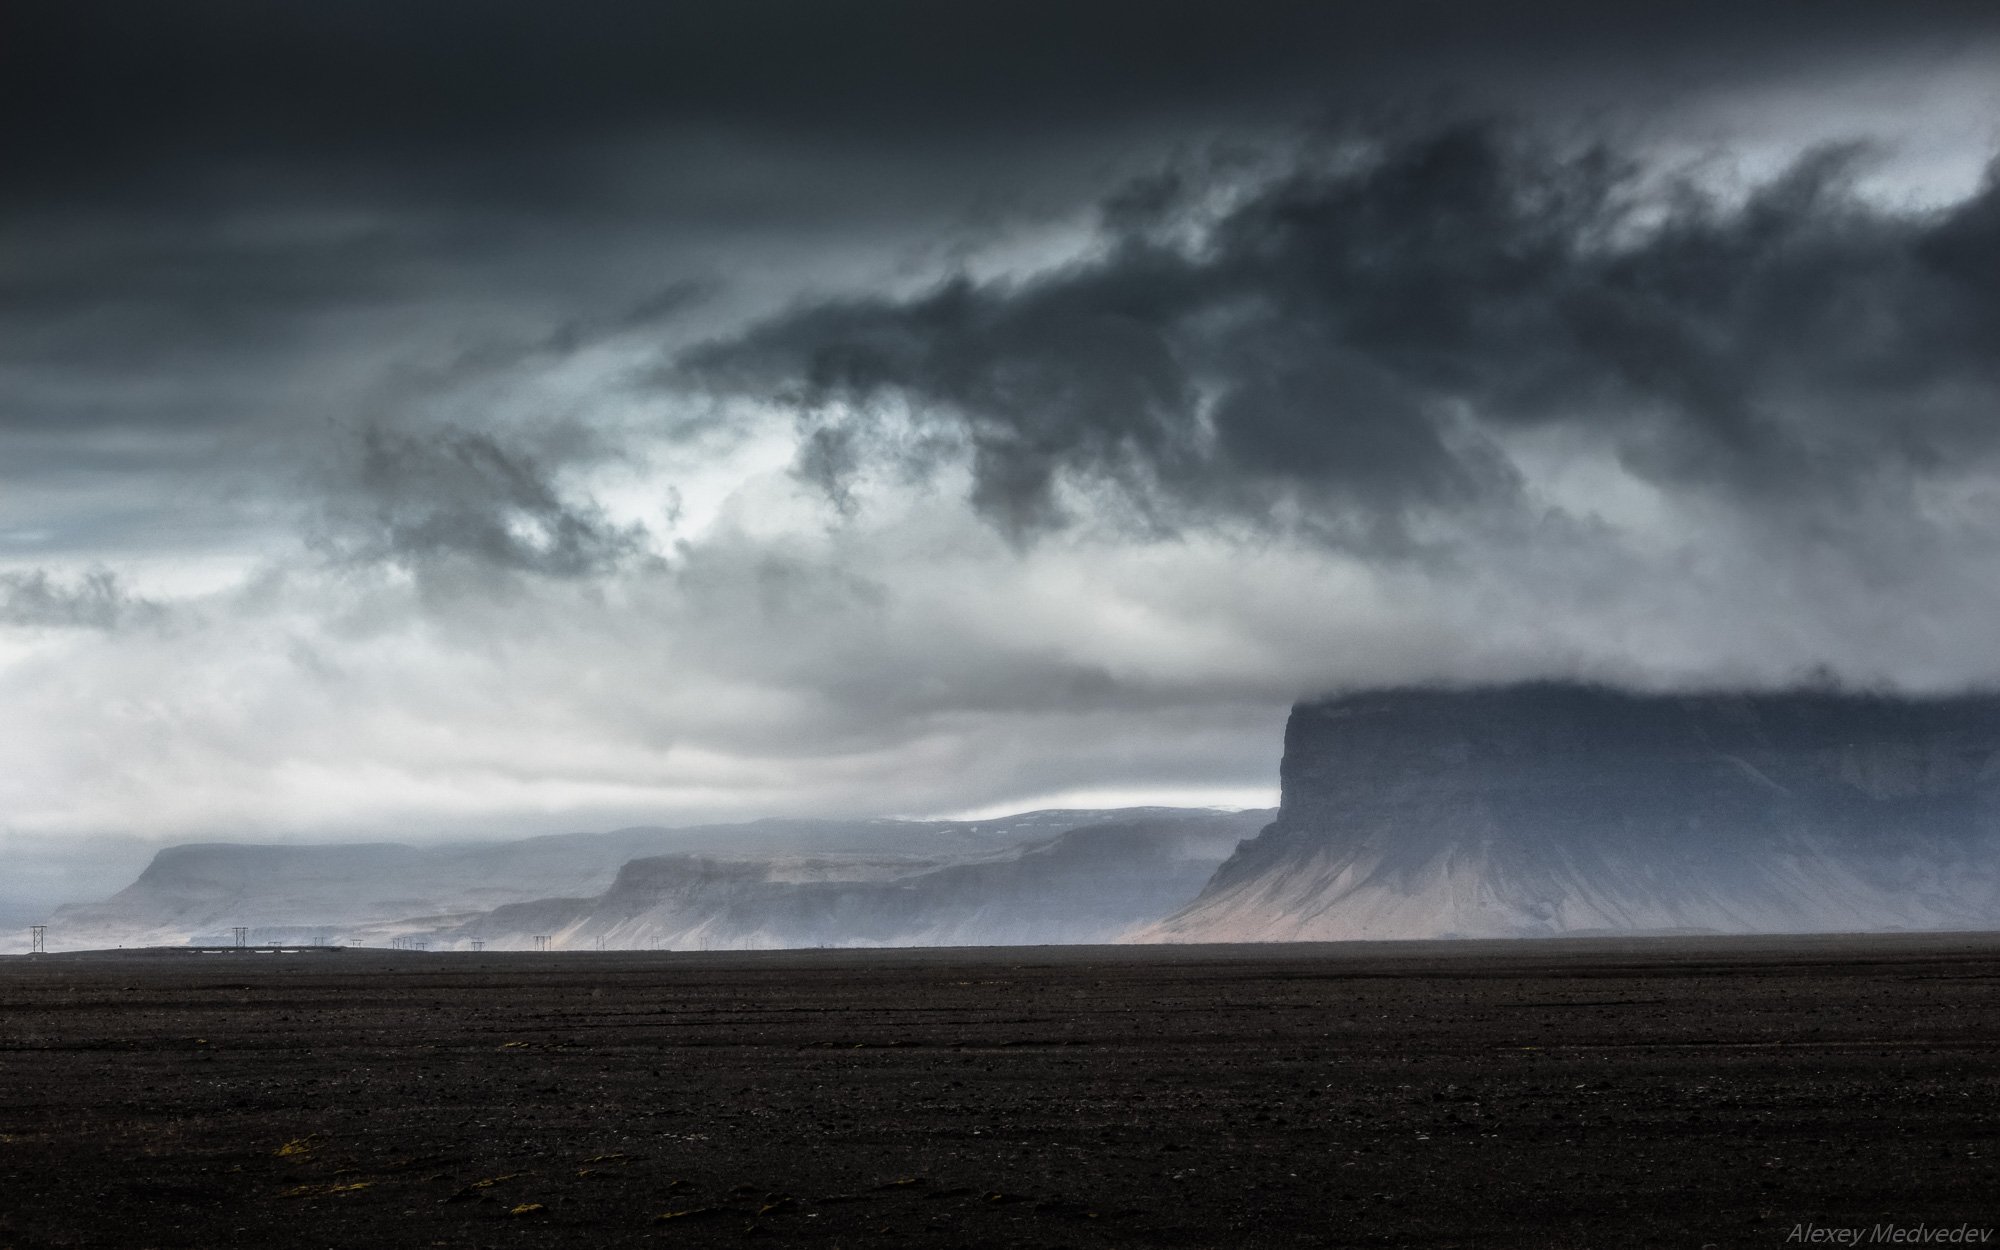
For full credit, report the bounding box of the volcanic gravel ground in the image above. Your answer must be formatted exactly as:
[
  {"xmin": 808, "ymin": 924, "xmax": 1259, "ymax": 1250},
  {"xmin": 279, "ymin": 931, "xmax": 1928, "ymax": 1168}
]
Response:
[{"xmin": 2, "ymin": 935, "xmax": 1997, "ymax": 1248}]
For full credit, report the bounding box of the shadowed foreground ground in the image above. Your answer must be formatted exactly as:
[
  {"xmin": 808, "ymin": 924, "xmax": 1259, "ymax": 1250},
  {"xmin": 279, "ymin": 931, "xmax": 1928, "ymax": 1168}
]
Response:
[{"xmin": 1, "ymin": 935, "xmax": 1996, "ymax": 1248}]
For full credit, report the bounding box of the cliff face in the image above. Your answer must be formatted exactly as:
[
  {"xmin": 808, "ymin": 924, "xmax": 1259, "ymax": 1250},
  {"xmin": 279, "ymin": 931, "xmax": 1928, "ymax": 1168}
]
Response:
[{"xmin": 1144, "ymin": 684, "xmax": 2000, "ymax": 941}]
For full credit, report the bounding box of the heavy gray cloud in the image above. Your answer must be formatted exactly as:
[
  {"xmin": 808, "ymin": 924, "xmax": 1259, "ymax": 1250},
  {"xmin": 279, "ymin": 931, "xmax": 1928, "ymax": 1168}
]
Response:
[
  {"xmin": 691, "ymin": 122, "xmax": 2000, "ymax": 556},
  {"xmin": 315, "ymin": 425, "xmax": 651, "ymax": 579}
]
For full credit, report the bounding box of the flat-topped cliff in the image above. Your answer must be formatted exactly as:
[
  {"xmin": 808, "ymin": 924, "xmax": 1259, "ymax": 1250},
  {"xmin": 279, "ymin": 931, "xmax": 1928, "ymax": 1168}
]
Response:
[{"xmin": 1144, "ymin": 684, "xmax": 2000, "ymax": 941}]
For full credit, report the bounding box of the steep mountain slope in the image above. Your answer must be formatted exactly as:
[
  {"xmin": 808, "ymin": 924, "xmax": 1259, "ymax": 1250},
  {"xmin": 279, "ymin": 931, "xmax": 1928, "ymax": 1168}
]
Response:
[
  {"xmin": 1143, "ymin": 684, "xmax": 2000, "ymax": 941},
  {"xmin": 446, "ymin": 811, "xmax": 1268, "ymax": 950},
  {"xmin": 47, "ymin": 809, "xmax": 1262, "ymax": 949}
]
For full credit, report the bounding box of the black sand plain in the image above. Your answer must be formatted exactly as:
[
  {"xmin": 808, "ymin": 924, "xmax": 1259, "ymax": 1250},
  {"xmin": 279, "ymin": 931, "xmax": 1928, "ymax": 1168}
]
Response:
[{"xmin": 2, "ymin": 934, "xmax": 1996, "ymax": 1248}]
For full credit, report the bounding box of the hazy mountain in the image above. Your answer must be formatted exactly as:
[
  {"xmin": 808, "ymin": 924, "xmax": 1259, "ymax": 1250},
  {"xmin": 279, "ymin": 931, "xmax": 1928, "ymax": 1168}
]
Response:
[
  {"xmin": 1142, "ymin": 684, "xmax": 2000, "ymax": 942},
  {"xmin": 441, "ymin": 811, "xmax": 1268, "ymax": 951},
  {"xmin": 45, "ymin": 809, "xmax": 1265, "ymax": 950},
  {"xmin": 1, "ymin": 833, "xmax": 158, "ymax": 936}
]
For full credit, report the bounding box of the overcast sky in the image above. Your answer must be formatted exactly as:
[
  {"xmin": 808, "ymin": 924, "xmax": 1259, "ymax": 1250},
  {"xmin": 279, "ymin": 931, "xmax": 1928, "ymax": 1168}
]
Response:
[{"xmin": 4, "ymin": 1, "xmax": 2000, "ymax": 882}]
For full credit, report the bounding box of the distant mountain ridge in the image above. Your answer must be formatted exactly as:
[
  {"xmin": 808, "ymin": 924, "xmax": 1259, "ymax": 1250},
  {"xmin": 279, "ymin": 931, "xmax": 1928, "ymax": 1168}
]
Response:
[
  {"xmin": 48, "ymin": 808, "xmax": 1269, "ymax": 951},
  {"xmin": 60, "ymin": 683, "xmax": 1994, "ymax": 952},
  {"xmin": 1142, "ymin": 684, "xmax": 2000, "ymax": 942},
  {"xmin": 449, "ymin": 814, "xmax": 1262, "ymax": 950}
]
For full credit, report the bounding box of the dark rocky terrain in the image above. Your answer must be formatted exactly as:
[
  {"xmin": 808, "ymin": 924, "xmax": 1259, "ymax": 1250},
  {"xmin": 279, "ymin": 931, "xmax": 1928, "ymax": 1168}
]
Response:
[
  {"xmin": 2, "ymin": 934, "xmax": 1996, "ymax": 1248},
  {"xmin": 1150, "ymin": 684, "xmax": 2000, "ymax": 941}
]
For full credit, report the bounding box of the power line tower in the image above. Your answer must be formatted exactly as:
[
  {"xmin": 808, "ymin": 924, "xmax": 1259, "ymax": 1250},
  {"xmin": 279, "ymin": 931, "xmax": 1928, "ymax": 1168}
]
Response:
[
  {"xmin": 30, "ymin": 926, "xmax": 45, "ymax": 955},
  {"xmin": 470, "ymin": 940, "xmax": 484, "ymax": 953},
  {"xmin": 533, "ymin": 935, "xmax": 550, "ymax": 952},
  {"xmin": 232, "ymin": 926, "xmax": 249, "ymax": 949}
]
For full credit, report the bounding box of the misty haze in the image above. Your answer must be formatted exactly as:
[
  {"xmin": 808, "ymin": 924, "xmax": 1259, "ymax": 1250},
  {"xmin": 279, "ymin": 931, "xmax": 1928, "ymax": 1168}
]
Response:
[{"xmin": 4, "ymin": 2, "xmax": 1999, "ymax": 1247}]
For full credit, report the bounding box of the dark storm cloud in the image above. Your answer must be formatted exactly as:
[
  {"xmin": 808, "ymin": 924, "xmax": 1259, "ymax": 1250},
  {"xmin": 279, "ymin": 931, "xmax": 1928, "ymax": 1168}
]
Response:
[
  {"xmin": 687, "ymin": 122, "xmax": 2000, "ymax": 543},
  {"xmin": 4, "ymin": 0, "xmax": 1994, "ymax": 516},
  {"xmin": 315, "ymin": 425, "xmax": 648, "ymax": 578},
  {"xmin": 7, "ymin": 1, "xmax": 1996, "ymax": 203}
]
